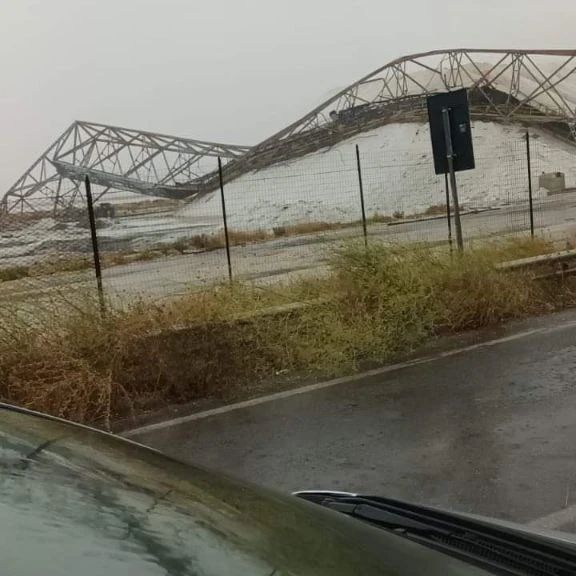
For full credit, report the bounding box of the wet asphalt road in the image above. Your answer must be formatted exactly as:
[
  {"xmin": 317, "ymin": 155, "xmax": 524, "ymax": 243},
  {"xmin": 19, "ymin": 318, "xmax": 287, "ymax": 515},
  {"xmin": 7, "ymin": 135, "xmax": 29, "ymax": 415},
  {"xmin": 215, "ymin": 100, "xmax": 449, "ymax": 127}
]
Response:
[{"xmin": 132, "ymin": 310, "xmax": 576, "ymax": 530}]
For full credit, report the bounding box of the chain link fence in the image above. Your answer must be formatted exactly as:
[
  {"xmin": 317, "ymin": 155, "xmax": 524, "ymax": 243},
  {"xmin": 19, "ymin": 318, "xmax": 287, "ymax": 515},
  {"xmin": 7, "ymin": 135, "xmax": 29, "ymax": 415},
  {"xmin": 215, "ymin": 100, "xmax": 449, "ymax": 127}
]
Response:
[
  {"xmin": 2, "ymin": 130, "xmax": 576, "ymax": 306},
  {"xmin": 0, "ymin": 181, "xmax": 95, "ymax": 310}
]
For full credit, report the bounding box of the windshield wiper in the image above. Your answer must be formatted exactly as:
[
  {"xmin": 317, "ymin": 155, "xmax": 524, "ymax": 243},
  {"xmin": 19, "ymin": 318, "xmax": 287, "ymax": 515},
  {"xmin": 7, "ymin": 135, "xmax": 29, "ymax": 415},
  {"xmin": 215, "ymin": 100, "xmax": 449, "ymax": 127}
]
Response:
[{"xmin": 295, "ymin": 492, "xmax": 576, "ymax": 576}]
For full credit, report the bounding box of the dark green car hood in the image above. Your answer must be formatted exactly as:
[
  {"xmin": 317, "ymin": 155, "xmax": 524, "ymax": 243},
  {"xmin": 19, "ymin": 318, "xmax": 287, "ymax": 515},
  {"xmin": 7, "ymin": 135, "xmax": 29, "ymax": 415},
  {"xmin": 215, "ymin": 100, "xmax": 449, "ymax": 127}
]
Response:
[{"xmin": 0, "ymin": 406, "xmax": 491, "ymax": 576}]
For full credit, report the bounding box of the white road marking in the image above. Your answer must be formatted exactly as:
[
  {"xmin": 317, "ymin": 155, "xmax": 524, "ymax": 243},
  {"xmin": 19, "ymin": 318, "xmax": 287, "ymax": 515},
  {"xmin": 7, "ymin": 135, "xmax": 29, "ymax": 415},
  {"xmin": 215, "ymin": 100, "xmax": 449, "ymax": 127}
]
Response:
[
  {"xmin": 528, "ymin": 504, "xmax": 576, "ymax": 530},
  {"xmin": 124, "ymin": 318, "xmax": 576, "ymax": 438}
]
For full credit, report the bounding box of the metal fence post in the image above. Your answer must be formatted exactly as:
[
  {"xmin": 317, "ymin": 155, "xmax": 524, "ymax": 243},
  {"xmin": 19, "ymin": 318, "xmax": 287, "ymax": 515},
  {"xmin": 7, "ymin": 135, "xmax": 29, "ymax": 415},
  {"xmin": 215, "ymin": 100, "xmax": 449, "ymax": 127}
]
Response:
[
  {"xmin": 444, "ymin": 172, "xmax": 453, "ymax": 252},
  {"xmin": 218, "ymin": 157, "xmax": 233, "ymax": 282},
  {"xmin": 442, "ymin": 108, "xmax": 464, "ymax": 251},
  {"xmin": 525, "ymin": 131, "xmax": 535, "ymax": 238},
  {"xmin": 84, "ymin": 176, "xmax": 106, "ymax": 314},
  {"xmin": 355, "ymin": 145, "xmax": 368, "ymax": 247}
]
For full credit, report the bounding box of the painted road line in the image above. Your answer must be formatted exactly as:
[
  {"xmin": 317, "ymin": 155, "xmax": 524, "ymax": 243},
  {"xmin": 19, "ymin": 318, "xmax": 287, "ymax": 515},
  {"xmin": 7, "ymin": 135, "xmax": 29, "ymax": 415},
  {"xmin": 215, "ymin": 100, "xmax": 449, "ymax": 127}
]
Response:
[{"xmin": 124, "ymin": 318, "xmax": 576, "ymax": 438}]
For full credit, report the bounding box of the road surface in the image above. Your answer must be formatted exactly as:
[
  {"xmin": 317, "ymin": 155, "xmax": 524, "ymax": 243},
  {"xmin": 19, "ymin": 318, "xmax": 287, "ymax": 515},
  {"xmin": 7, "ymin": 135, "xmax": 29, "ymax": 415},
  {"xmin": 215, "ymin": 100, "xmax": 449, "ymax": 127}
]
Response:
[{"xmin": 130, "ymin": 309, "xmax": 576, "ymax": 533}]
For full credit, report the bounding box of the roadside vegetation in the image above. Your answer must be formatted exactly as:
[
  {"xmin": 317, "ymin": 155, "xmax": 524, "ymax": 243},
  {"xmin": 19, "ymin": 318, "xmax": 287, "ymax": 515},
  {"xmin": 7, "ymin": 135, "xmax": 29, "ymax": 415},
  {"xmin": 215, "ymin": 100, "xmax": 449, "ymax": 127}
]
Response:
[{"xmin": 0, "ymin": 236, "xmax": 570, "ymax": 427}]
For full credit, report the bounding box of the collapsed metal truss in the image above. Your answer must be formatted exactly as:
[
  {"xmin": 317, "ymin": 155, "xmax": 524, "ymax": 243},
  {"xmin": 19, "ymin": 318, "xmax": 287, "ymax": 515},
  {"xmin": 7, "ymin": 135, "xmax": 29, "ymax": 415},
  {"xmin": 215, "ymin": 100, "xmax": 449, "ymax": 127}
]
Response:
[
  {"xmin": 227, "ymin": 49, "xmax": 576, "ymax": 176},
  {"xmin": 5, "ymin": 49, "xmax": 576, "ymax": 213},
  {"xmin": 2, "ymin": 121, "xmax": 250, "ymax": 213}
]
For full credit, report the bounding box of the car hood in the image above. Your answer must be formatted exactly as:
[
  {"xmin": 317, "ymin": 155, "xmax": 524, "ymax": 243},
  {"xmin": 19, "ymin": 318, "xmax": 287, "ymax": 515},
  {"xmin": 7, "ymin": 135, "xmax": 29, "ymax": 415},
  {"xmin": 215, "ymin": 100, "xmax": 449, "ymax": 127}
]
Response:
[{"xmin": 0, "ymin": 406, "xmax": 494, "ymax": 576}]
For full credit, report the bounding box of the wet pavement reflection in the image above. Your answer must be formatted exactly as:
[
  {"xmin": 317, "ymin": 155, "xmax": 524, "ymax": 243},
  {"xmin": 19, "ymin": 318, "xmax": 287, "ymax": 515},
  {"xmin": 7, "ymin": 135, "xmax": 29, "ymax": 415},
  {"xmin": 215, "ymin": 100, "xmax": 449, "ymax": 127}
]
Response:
[{"xmin": 133, "ymin": 311, "xmax": 576, "ymax": 531}]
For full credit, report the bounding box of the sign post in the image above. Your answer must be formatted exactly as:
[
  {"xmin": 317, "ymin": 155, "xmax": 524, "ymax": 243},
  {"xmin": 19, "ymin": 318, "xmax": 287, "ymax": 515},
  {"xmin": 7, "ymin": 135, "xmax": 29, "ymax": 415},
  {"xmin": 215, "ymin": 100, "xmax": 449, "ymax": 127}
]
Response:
[
  {"xmin": 427, "ymin": 89, "xmax": 475, "ymax": 252},
  {"xmin": 441, "ymin": 108, "xmax": 464, "ymax": 251},
  {"xmin": 444, "ymin": 172, "xmax": 453, "ymax": 252}
]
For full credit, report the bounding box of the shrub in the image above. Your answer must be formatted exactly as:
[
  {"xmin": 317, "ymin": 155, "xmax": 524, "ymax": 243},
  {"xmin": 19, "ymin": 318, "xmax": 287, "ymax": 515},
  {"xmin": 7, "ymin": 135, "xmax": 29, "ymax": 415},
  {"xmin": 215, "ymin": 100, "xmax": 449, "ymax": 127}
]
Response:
[
  {"xmin": 0, "ymin": 266, "xmax": 30, "ymax": 282},
  {"xmin": 0, "ymin": 237, "xmax": 565, "ymax": 427},
  {"xmin": 424, "ymin": 204, "xmax": 449, "ymax": 215}
]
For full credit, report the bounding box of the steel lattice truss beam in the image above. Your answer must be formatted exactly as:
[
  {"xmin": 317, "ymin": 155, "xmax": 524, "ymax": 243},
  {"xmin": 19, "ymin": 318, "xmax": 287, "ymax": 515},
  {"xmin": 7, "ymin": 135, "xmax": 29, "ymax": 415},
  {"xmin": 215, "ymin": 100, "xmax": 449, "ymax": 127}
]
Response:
[
  {"xmin": 6, "ymin": 50, "xmax": 576, "ymax": 213},
  {"xmin": 2, "ymin": 121, "xmax": 250, "ymax": 213},
  {"xmin": 227, "ymin": 49, "xmax": 576, "ymax": 176}
]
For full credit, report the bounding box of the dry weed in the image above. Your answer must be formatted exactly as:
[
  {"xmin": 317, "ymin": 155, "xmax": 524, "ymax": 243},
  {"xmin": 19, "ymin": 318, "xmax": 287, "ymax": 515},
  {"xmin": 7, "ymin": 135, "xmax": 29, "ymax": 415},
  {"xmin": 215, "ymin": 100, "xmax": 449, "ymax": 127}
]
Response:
[{"xmin": 0, "ymin": 236, "xmax": 569, "ymax": 426}]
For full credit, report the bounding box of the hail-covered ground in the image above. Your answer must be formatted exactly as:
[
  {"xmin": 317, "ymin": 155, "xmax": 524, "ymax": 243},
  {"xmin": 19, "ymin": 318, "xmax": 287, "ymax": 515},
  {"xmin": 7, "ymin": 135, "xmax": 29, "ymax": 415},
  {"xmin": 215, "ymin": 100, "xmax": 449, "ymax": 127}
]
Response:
[
  {"xmin": 2, "ymin": 120, "xmax": 576, "ymax": 269},
  {"xmin": 177, "ymin": 121, "xmax": 576, "ymax": 231}
]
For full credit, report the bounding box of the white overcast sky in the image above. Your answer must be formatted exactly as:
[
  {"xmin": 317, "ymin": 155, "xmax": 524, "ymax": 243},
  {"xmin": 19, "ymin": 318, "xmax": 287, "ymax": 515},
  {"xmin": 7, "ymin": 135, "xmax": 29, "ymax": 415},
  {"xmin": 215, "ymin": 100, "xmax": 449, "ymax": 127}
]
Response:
[{"xmin": 0, "ymin": 0, "xmax": 575, "ymax": 191}]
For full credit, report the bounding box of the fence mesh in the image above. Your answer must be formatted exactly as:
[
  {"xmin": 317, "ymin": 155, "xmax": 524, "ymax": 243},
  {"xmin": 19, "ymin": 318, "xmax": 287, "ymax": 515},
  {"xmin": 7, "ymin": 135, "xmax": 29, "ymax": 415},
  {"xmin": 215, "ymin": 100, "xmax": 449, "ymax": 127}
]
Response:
[
  {"xmin": 2, "ymin": 129, "xmax": 576, "ymax": 306},
  {"xmin": 95, "ymin": 160, "xmax": 230, "ymax": 303},
  {"xmin": 0, "ymin": 184, "xmax": 95, "ymax": 310}
]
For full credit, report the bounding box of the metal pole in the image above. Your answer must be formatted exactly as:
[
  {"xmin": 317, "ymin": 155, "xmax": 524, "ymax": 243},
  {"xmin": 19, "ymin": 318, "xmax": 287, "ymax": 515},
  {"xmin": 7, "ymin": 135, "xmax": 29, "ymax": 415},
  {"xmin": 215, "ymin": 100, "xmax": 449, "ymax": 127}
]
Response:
[
  {"xmin": 444, "ymin": 171, "xmax": 453, "ymax": 252},
  {"xmin": 218, "ymin": 157, "xmax": 233, "ymax": 282},
  {"xmin": 84, "ymin": 176, "xmax": 105, "ymax": 314},
  {"xmin": 526, "ymin": 131, "xmax": 535, "ymax": 238},
  {"xmin": 442, "ymin": 108, "xmax": 464, "ymax": 251},
  {"xmin": 355, "ymin": 145, "xmax": 368, "ymax": 248}
]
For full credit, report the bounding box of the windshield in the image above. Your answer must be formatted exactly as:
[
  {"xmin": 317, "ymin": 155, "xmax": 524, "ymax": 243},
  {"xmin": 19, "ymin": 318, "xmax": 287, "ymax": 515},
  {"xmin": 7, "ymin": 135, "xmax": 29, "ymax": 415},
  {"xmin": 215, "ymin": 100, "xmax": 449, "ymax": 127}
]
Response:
[{"xmin": 2, "ymin": 1, "xmax": 576, "ymax": 574}]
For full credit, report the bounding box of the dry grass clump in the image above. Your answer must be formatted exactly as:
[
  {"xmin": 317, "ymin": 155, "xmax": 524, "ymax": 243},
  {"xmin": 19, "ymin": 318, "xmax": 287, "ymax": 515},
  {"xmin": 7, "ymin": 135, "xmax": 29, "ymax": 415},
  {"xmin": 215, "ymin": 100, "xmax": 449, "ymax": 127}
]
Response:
[
  {"xmin": 281, "ymin": 221, "xmax": 342, "ymax": 236},
  {"xmin": 32, "ymin": 256, "xmax": 93, "ymax": 275},
  {"xmin": 370, "ymin": 212, "xmax": 394, "ymax": 224},
  {"xmin": 0, "ymin": 284, "xmax": 309, "ymax": 425},
  {"xmin": 430, "ymin": 248, "xmax": 540, "ymax": 330},
  {"xmin": 175, "ymin": 229, "xmax": 271, "ymax": 252},
  {"xmin": 0, "ymin": 296, "xmax": 123, "ymax": 426},
  {"xmin": 0, "ymin": 253, "xmax": 161, "ymax": 282},
  {"xmin": 0, "ymin": 257, "xmax": 92, "ymax": 283},
  {"xmin": 330, "ymin": 238, "xmax": 556, "ymax": 336},
  {"xmin": 273, "ymin": 214, "xmax": 398, "ymax": 237},
  {"xmin": 424, "ymin": 204, "xmax": 449, "ymax": 215},
  {"xmin": 0, "ymin": 265, "xmax": 31, "ymax": 282}
]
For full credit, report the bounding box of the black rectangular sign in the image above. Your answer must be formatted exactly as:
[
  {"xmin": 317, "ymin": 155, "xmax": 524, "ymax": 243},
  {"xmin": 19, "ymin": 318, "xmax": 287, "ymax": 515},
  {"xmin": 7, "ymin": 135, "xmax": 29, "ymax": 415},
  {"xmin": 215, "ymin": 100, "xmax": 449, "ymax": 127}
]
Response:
[{"xmin": 427, "ymin": 89, "xmax": 475, "ymax": 175}]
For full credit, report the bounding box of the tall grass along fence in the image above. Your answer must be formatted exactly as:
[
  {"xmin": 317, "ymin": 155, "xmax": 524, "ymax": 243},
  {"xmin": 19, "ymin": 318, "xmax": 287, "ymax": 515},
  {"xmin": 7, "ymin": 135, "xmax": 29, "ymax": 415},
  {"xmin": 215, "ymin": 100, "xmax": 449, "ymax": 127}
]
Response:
[{"xmin": 1, "ymin": 237, "xmax": 574, "ymax": 428}]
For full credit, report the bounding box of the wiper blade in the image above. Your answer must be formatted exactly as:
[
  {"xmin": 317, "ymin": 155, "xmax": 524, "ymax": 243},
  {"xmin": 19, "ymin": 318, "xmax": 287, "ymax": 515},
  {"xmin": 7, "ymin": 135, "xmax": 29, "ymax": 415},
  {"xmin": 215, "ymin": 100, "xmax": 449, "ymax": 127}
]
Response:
[
  {"xmin": 326, "ymin": 499, "xmax": 452, "ymax": 534},
  {"xmin": 295, "ymin": 492, "xmax": 576, "ymax": 576}
]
